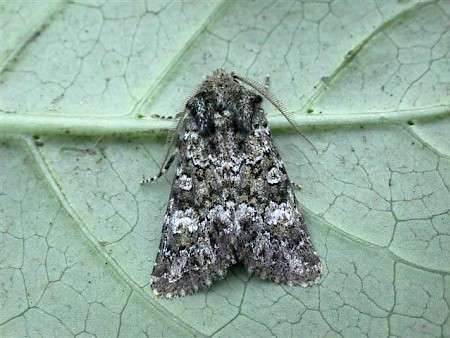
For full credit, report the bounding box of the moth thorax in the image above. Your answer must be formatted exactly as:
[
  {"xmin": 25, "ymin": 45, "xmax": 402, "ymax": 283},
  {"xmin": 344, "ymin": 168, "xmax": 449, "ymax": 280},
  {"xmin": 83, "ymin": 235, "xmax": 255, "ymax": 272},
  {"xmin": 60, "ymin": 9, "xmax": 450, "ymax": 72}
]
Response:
[{"xmin": 213, "ymin": 109, "xmax": 232, "ymax": 129}]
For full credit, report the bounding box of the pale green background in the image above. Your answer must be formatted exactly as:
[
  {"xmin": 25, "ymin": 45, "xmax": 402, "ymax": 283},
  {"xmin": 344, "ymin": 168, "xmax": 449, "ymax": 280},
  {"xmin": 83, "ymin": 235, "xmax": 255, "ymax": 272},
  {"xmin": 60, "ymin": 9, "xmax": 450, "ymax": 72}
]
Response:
[{"xmin": 1, "ymin": 1, "xmax": 449, "ymax": 337}]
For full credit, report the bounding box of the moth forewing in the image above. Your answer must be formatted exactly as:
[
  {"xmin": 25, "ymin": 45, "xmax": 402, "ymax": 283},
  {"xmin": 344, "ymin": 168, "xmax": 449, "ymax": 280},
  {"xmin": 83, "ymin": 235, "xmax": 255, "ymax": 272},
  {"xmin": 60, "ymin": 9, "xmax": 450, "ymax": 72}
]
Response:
[{"xmin": 146, "ymin": 69, "xmax": 322, "ymax": 297}]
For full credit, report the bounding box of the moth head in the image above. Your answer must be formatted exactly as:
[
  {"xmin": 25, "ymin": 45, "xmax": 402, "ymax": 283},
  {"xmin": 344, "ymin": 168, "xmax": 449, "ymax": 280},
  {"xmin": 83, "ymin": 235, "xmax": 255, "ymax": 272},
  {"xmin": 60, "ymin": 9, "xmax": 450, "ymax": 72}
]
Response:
[
  {"xmin": 204, "ymin": 69, "xmax": 243, "ymax": 104},
  {"xmin": 186, "ymin": 69, "xmax": 262, "ymax": 136}
]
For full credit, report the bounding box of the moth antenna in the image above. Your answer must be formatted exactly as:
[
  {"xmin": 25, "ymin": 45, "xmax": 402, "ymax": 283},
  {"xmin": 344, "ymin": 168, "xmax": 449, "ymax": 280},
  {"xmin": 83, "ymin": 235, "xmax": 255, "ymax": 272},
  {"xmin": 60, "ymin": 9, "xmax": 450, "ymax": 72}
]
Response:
[
  {"xmin": 156, "ymin": 84, "xmax": 201, "ymax": 175},
  {"xmin": 231, "ymin": 72, "xmax": 317, "ymax": 152}
]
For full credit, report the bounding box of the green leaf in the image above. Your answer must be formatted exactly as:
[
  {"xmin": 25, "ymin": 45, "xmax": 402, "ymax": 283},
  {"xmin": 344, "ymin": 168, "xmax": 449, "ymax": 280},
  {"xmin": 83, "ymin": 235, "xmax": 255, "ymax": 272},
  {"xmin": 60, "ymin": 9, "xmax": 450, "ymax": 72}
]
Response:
[{"xmin": 1, "ymin": 1, "xmax": 449, "ymax": 337}]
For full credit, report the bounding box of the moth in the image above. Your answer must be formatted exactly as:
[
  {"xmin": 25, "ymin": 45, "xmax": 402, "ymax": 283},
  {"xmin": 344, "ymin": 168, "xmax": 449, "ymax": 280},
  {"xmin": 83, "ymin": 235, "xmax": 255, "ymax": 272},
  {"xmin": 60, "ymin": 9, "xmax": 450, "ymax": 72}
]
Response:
[{"xmin": 143, "ymin": 69, "xmax": 322, "ymax": 297}]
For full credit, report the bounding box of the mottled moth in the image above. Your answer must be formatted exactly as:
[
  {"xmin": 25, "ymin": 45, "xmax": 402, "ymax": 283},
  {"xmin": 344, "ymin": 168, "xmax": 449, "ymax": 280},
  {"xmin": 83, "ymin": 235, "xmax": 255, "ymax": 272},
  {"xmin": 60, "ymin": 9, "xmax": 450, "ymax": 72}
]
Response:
[{"xmin": 143, "ymin": 69, "xmax": 322, "ymax": 297}]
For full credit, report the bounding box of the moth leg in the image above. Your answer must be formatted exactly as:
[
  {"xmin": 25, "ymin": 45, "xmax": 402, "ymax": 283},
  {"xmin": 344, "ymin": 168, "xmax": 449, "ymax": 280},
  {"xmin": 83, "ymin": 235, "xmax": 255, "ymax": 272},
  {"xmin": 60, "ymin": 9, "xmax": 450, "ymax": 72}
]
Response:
[
  {"xmin": 141, "ymin": 148, "xmax": 178, "ymax": 184},
  {"xmin": 292, "ymin": 182, "xmax": 302, "ymax": 191},
  {"xmin": 264, "ymin": 74, "xmax": 270, "ymax": 91},
  {"xmin": 151, "ymin": 113, "xmax": 182, "ymax": 120}
]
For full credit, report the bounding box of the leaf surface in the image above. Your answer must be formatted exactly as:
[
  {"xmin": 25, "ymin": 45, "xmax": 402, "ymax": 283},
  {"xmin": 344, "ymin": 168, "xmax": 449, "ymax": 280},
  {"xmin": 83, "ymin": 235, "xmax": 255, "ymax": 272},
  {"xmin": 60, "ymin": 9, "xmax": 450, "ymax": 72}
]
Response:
[{"xmin": 1, "ymin": 1, "xmax": 449, "ymax": 337}]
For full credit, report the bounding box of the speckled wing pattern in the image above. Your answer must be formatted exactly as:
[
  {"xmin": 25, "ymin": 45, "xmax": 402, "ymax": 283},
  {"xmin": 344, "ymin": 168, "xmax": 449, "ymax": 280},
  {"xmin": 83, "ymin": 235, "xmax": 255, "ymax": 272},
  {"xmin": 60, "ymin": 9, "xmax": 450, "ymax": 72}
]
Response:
[
  {"xmin": 237, "ymin": 108, "xmax": 322, "ymax": 286},
  {"xmin": 150, "ymin": 69, "xmax": 322, "ymax": 297}
]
